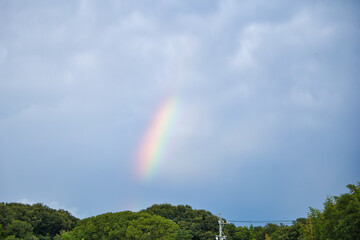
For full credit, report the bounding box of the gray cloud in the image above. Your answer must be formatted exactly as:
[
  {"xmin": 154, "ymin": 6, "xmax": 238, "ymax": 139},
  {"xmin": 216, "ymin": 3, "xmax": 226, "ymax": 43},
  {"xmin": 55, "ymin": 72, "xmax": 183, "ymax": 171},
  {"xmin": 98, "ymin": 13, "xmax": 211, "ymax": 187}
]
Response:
[{"xmin": 1, "ymin": 0, "xmax": 359, "ymax": 220}]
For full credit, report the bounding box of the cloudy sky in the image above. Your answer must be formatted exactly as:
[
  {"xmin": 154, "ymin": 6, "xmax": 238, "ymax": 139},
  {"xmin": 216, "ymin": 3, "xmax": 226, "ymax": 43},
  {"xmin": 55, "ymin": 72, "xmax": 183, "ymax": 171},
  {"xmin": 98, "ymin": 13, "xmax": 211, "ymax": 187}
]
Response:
[{"xmin": 1, "ymin": 0, "xmax": 359, "ymax": 222}]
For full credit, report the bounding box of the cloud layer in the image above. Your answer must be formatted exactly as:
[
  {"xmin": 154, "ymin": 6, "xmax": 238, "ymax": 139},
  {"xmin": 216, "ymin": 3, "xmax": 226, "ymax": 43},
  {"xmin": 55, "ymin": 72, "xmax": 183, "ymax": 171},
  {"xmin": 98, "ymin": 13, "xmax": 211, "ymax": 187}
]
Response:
[{"xmin": 1, "ymin": 0, "xmax": 359, "ymax": 221}]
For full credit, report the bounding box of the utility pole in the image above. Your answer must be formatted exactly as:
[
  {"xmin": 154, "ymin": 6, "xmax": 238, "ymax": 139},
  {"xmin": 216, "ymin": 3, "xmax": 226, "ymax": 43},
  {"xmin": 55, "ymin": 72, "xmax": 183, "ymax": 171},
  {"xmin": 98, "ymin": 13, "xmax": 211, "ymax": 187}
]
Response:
[{"xmin": 215, "ymin": 214, "xmax": 228, "ymax": 240}]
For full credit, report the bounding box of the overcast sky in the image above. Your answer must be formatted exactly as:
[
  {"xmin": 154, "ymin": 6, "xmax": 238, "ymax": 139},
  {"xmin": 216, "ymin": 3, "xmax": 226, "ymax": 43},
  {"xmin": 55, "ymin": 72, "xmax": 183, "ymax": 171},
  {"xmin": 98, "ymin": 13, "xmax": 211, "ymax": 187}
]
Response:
[{"xmin": 1, "ymin": 0, "xmax": 359, "ymax": 222}]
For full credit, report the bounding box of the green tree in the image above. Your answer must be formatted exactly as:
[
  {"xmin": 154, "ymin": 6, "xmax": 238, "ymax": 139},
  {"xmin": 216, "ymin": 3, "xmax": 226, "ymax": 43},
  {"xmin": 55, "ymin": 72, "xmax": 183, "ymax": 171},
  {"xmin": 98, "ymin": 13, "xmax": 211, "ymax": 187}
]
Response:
[
  {"xmin": 322, "ymin": 183, "xmax": 360, "ymax": 239},
  {"xmin": 142, "ymin": 204, "xmax": 218, "ymax": 239},
  {"xmin": 285, "ymin": 218, "xmax": 307, "ymax": 240},
  {"xmin": 234, "ymin": 226, "xmax": 249, "ymax": 240},
  {"xmin": 223, "ymin": 223, "xmax": 237, "ymax": 239},
  {"xmin": 302, "ymin": 182, "xmax": 360, "ymax": 240},
  {"xmin": 125, "ymin": 214, "xmax": 179, "ymax": 239},
  {"xmin": 173, "ymin": 229, "xmax": 193, "ymax": 240},
  {"xmin": 0, "ymin": 202, "xmax": 78, "ymax": 239},
  {"xmin": 248, "ymin": 224, "xmax": 256, "ymax": 240},
  {"xmin": 6, "ymin": 220, "xmax": 33, "ymax": 239},
  {"xmin": 54, "ymin": 230, "xmax": 72, "ymax": 240},
  {"xmin": 69, "ymin": 211, "xmax": 179, "ymax": 240}
]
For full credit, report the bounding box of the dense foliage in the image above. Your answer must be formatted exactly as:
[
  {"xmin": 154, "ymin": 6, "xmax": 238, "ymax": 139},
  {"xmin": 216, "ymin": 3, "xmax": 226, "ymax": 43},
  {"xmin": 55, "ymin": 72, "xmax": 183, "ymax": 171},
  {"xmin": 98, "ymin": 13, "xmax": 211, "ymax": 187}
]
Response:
[
  {"xmin": 304, "ymin": 183, "xmax": 360, "ymax": 240},
  {"xmin": 1, "ymin": 182, "xmax": 359, "ymax": 239},
  {"xmin": 0, "ymin": 203, "xmax": 78, "ymax": 240},
  {"xmin": 68, "ymin": 211, "xmax": 179, "ymax": 240},
  {"xmin": 142, "ymin": 204, "xmax": 218, "ymax": 239},
  {"xmin": 223, "ymin": 182, "xmax": 360, "ymax": 240}
]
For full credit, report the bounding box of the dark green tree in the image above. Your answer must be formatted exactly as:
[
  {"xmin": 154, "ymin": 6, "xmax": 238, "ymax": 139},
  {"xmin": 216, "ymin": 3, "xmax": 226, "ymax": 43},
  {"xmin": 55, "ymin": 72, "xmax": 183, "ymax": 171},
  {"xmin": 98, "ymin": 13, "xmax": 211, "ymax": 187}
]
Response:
[
  {"xmin": 69, "ymin": 211, "xmax": 178, "ymax": 240},
  {"xmin": 0, "ymin": 203, "xmax": 78, "ymax": 239},
  {"xmin": 233, "ymin": 226, "xmax": 250, "ymax": 240},
  {"xmin": 173, "ymin": 229, "xmax": 193, "ymax": 240},
  {"xmin": 322, "ymin": 183, "xmax": 360, "ymax": 239},
  {"xmin": 6, "ymin": 220, "xmax": 33, "ymax": 239},
  {"xmin": 142, "ymin": 204, "xmax": 218, "ymax": 239}
]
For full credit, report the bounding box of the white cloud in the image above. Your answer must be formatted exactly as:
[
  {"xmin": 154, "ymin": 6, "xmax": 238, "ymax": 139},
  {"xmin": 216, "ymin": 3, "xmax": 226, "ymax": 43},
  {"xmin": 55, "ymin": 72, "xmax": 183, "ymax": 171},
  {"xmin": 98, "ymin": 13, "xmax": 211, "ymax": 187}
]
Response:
[
  {"xmin": 71, "ymin": 51, "xmax": 98, "ymax": 69},
  {"xmin": 0, "ymin": 48, "xmax": 7, "ymax": 63},
  {"xmin": 47, "ymin": 201, "xmax": 81, "ymax": 218},
  {"xmin": 230, "ymin": 24, "xmax": 260, "ymax": 72},
  {"xmin": 230, "ymin": 9, "xmax": 338, "ymax": 73},
  {"xmin": 17, "ymin": 198, "xmax": 36, "ymax": 205},
  {"xmin": 17, "ymin": 198, "xmax": 81, "ymax": 218}
]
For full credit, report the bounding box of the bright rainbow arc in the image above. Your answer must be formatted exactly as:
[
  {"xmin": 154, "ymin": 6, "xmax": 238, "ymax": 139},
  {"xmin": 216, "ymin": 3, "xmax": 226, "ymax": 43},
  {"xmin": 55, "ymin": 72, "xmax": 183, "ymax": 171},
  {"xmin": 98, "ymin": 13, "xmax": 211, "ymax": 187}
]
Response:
[{"xmin": 135, "ymin": 97, "xmax": 178, "ymax": 181}]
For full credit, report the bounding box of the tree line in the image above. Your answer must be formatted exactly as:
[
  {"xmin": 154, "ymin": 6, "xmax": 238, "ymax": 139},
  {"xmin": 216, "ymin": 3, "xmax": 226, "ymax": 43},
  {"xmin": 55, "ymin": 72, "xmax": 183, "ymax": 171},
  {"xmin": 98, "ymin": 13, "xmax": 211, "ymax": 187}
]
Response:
[{"xmin": 0, "ymin": 182, "xmax": 359, "ymax": 239}]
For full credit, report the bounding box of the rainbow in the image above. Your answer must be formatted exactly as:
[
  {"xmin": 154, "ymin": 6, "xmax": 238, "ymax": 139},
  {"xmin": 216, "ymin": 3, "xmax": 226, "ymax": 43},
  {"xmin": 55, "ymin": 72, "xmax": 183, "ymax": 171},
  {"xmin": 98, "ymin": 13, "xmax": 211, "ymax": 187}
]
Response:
[{"xmin": 135, "ymin": 97, "xmax": 179, "ymax": 181}]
